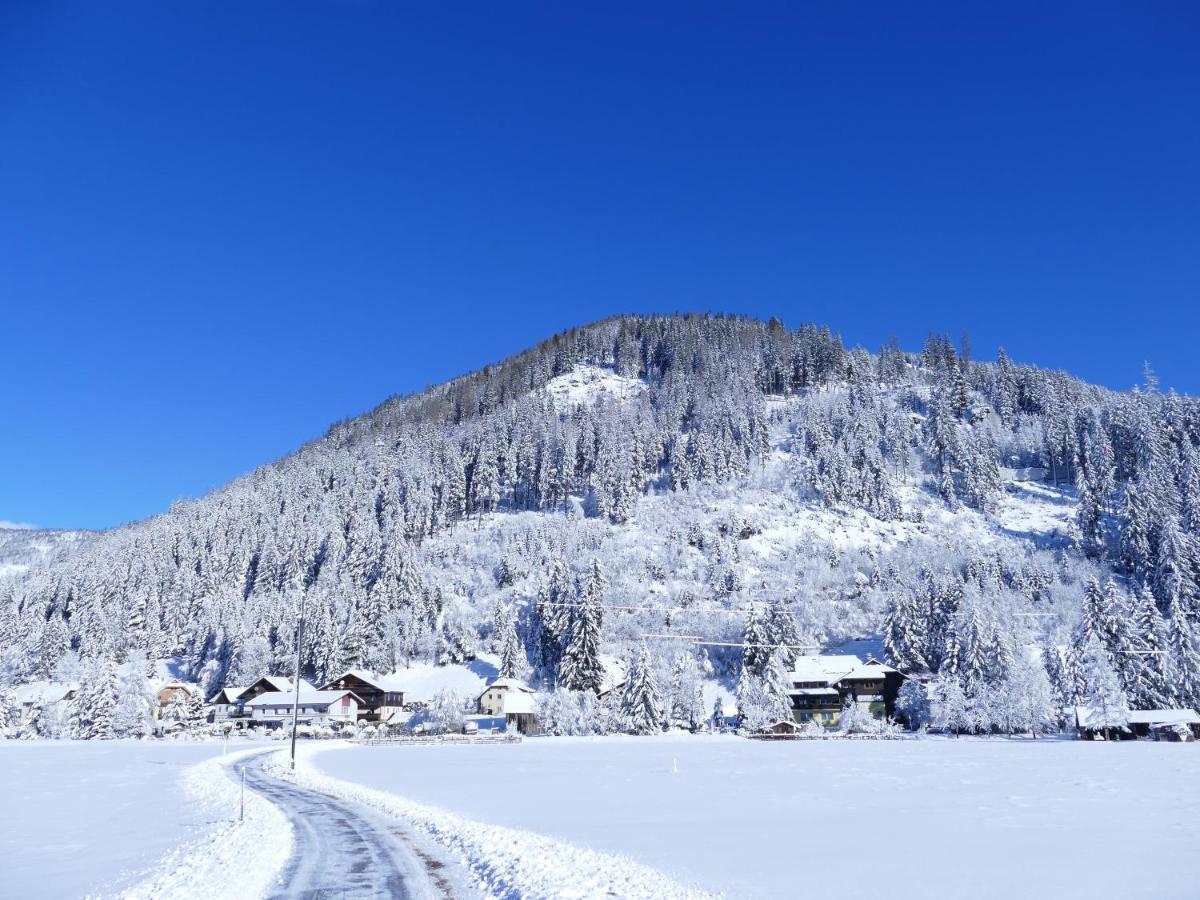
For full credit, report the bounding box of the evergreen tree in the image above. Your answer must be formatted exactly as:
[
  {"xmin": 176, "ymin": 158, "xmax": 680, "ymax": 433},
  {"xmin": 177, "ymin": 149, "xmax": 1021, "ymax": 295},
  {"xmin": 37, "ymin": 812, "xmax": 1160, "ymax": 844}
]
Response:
[
  {"xmin": 1167, "ymin": 599, "xmax": 1200, "ymax": 710},
  {"xmin": 496, "ymin": 605, "xmax": 527, "ymax": 679},
  {"xmin": 620, "ymin": 647, "xmax": 665, "ymax": 735},
  {"xmin": 1080, "ymin": 638, "xmax": 1130, "ymax": 738},
  {"xmin": 883, "ymin": 593, "xmax": 928, "ymax": 672},
  {"xmin": 83, "ymin": 662, "xmax": 120, "ymax": 740},
  {"xmin": 1127, "ymin": 587, "xmax": 1171, "ymax": 709},
  {"xmin": 710, "ymin": 696, "xmax": 726, "ymax": 733},
  {"xmin": 559, "ymin": 561, "xmax": 606, "ymax": 693}
]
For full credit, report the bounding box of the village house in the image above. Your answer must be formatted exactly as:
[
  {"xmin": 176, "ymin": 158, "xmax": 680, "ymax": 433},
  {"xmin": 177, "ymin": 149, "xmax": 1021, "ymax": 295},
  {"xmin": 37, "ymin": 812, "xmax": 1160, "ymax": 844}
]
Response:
[
  {"xmin": 206, "ymin": 676, "xmax": 312, "ymax": 725},
  {"xmin": 1075, "ymin": 707, "xmax": 1200, "ymax": 742},
  {"xmin": 239, "ymin": 675, "xmax": 304, "ymax": 703},
  {"xmin": 244, "ymin": 687, "xmax": 363, "ymax": 728},
  {"xmin": 153, "ymin": 681, "xmax": 197, "ymax": 717},
  {"xmin": 320, "ymin": 670, "xmax": 407, "ymax": 723},
  {"xmin": 209, "ymin": 686, "xmax": 249, "ymax": 723},
  {"xmin": 156, "ymin": 681, "xmax": 195, "ymax": 707},
  {"xmin": 14, "ymin": 682, "xmax": 76, "ymax": 715},
  {"xmin": 787, "ymin": 655, "xmax": 903, "ymax": 726},
  {"xmin": 478, "ymin": 677, "xmax": 539, "ymax": 734}
]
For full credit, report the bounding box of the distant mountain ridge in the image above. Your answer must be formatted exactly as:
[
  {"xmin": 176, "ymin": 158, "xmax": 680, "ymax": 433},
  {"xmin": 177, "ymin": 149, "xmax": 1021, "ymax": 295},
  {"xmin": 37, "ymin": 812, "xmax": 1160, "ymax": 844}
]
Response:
[{"xmin": 0, "ymin": 527, "xmax": 91, "ymax": 580}]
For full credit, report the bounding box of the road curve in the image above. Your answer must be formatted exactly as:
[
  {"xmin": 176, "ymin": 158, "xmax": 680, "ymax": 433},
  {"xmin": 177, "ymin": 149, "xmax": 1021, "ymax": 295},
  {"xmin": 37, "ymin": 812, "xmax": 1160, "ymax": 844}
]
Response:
[{"xmin": 234, "ymin": 753, "xmax": 451, "ymax": 900}]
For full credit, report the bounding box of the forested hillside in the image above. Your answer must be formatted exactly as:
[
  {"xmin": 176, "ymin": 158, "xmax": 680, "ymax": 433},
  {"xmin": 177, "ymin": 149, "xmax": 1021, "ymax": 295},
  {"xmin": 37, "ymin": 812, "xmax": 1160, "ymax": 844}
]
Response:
[
  {"xmin": 0, "ymin": 528, "xmax": 90, "ymax": 581},
  {"xmin": 2, "ymin": 314, "xmax": 1198, "ymax": 737}
]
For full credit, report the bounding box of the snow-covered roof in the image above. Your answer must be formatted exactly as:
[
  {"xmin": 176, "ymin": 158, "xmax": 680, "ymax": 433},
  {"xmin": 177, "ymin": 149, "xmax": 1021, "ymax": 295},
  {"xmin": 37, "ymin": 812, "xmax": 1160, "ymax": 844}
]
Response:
[
  {"xmin": 788, "ymin": 655, "xmax": 863, "ymax": 685},
  {"xmin": 479, "ymin": 677, "xmax": 533, "ymax": 696},
  {"xmin": 1127, "ymin": 709, "xmax": 1200, "ymax": 726},
  {"xmin": 13, "ymin": 681, "xmax": 76, "ymax": 705},
  {"xmin": 788, "ymin": 687, "xmax": 840, "ymax": 697},
  {"xmin": 211, "ymin": 687, "xmax": 247, "ymax": 704},
  {"xmin": 841, "ymin": 661, "xmax": 897, "ymax": 681},
  {"xmin": 262, "ymin": 676, "xmax": 297, "ymax": 692},
  {"xmin": 245, "ymin": 688, "xmax": 360, "ymax": 708},
  {"xmin": 383, "ymin": 662, "xmax": 491, "ymax": 704},
  {"xmin": 322, "ymin": 669, "xmax": 411, "ymax": 693},
  {"xmin": 501, "ymin": 690, "xmax": 536, "ymax": 715},
  {"xmin": 1073, "ymin": 706, "xmax": 1133, "ymax": 728}
]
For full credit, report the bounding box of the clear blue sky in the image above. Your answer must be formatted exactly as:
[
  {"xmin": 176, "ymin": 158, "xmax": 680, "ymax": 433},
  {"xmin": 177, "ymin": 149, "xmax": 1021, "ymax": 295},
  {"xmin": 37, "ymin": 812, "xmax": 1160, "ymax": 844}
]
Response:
[{"xmin": 2, "ymin": 3, "xmax": 1197, "ymax": 530}]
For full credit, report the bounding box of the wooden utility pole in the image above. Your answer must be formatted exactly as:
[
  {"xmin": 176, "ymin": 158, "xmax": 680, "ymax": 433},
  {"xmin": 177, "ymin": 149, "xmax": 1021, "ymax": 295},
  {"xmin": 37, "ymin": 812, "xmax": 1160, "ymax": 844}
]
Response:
[{"xmin": 290, "ymin": 589, "xmax": 306, "ymax": 771}]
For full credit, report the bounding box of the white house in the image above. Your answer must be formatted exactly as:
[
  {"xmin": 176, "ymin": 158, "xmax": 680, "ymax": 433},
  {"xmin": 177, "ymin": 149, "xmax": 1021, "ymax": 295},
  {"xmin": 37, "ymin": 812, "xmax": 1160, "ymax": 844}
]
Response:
[
  {"xmin": 244, "ymin": 688, "xmax": 363, "ymax": 728},
  {"xmin": 209, "ymin": 686, "xmax": 249, "ymax": 723},
  {"xmin": 477, "ymin": 678, "xmax": 538, "ymax": 734}
]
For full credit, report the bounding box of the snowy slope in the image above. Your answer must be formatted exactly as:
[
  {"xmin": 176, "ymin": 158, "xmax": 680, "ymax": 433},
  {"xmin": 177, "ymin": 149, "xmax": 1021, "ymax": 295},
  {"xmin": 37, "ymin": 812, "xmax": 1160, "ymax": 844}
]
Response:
[
  {"xmin": 541, "ymin": 364, "xmax": 645, "ymax": 409},
  {"xmin": 0, "ymin": 526, "xmax": 90, "ymax": 579}
]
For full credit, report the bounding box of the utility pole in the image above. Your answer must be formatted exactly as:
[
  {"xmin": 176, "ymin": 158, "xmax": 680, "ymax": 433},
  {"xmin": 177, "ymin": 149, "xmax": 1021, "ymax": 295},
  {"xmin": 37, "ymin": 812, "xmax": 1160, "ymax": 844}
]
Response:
[{"xmin": 290, "ymin": 588, "xmax": 306, "ymax": 772}]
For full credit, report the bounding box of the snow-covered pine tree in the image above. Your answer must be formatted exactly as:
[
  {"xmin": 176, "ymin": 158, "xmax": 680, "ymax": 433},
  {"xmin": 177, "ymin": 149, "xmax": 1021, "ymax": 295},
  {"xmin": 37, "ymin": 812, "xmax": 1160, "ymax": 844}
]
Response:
[
  {"xmin": 495, "ymin": 605, "xmax": 527, "ymax": 679},
  {"xmin": 559, "ymin": 560, "xmax": 606, "ymax": 693},
  {"xmin": 710, "ymin": 696, "xmax": 726, "ymax": 733},
  {"xmin": 0, "ymin": 687, "xmax": 19, "ymax": 738},
  {"xmin": 1127, "ymin": 586, "xmax": 1171, "ymax": 709},
  {"xmin": 1079, "ymin": 638, "xmax": 1130, "ymax": 739},
  {"xmin": 883, "ymin": 592, "xmax": 928, "ymax": 673},
  {"xmin": 1167, "ymin": 597, "xmax": 1200, "ymax": 710},
  {"xmin": 620, "ymin": 646, "xmax": 665, "ymax": 735},
  {"xmin": 83, "ymin": 661, "xmax": 120, "ymax": 740}
]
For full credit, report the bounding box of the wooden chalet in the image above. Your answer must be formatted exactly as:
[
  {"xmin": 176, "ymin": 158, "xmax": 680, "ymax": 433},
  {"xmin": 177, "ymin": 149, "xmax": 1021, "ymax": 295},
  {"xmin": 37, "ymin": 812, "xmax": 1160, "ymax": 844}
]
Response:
[
  {"xmin": 320, "ymin": 670, "xmax": 407, "ymax": 723},
  {"xmin": 787, "ymin": 655, "xmax": 903, "ymax": 726},
  {"xmin": 156, "ymin": 682, "xmax": 196, "ymax": 707},
  {"xmin": 239, "ymin": 675, "xmax": 303, "ymax": 703}
]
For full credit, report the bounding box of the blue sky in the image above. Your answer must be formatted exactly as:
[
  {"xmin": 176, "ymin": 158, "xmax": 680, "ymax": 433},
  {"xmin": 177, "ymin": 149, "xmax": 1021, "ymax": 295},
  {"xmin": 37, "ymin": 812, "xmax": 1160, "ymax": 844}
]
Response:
[{"xmin": 2, "ymin": 3, "xmax": 1197, "ymax": 530}]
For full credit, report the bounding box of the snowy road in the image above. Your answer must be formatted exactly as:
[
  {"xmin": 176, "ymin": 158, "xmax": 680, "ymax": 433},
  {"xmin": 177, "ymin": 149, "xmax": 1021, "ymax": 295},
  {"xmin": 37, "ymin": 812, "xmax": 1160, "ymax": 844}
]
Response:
[{"xmin": 235, "ymin": 753, "xmax": 458, "ymax": 900}]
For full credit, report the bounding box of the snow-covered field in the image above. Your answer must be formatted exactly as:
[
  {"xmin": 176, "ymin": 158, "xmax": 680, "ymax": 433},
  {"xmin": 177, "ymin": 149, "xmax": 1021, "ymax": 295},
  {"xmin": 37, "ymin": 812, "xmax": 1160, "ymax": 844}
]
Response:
[
  {"xmin": 314, "ymin": 735, "xmax": 1200, "ymax": 899},
  {"xmin": 0, "ymin": 741, "xmax": 268, "ymax": 899}
]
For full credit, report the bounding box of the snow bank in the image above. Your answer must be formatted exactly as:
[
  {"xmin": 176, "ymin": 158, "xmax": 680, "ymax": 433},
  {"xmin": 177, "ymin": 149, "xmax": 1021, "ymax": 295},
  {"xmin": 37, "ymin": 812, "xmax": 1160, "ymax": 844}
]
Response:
[
  {"xmin": 278, "ymin": 742, "xmax": 711, "ymax": 899},
  {"xmin": 120, "ymin": 747, "xmax": 290, "ymax": 900}
]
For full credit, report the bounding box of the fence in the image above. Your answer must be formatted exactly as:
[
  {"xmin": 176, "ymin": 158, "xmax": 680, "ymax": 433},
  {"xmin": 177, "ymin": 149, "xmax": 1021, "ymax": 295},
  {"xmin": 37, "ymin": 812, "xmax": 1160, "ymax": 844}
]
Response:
[{"xmin": 354, "ymin": 733, "xmax": 523, "ymax": 747}]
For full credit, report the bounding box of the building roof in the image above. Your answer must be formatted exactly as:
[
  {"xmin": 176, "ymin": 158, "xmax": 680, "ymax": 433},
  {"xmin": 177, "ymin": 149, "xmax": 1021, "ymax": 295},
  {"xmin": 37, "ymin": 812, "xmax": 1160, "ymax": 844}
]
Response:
[
  {"xmin": 841, "ymin": 661, "xmax": 898, "ymax": 681},
  {"xmin": 501, "ymin": 690, "xmax": 536, "ymax": 715},
  {"xmin": 788, "ymin": 687, "xmax": 841, "ymax": 697},
  {"xmin": 211, "ymin": 687, "xmax": 247, "ymax": 704},
  {"xmin": 14, "ymin": 681, "xmax": 76, "ymax": 705},
  {"xmin": 1073, "ymin": 706, "xmax": 1134, "ymax": 728},
  {"xmin": 1127, "ymin": 709, "xmax": 1200, "ymax": 726},
  {"xmin": 788, "ymin": 654, "xmax": 899, "ymax": 688},
  {"xmin": 788, "ymin": 655, "xmax": 863, "ymax": 685},
  {"xmin": 479, "ymin": 677, "xmax": 534, "ymax": 697},
  {"xmin": 245, "ymin": 688, "xmax": 361, "ymax": 708},
  {"xmin": 322, "ymin": 669, "xmax": 410, "ymax": 693}
]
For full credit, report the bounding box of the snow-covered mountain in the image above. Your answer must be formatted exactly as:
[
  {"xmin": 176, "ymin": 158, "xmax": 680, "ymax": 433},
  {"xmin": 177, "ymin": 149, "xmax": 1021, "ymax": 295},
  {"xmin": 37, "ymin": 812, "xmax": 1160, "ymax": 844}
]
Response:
[
  {"xmin": 2, "ymin": 314, "xmax": 1197, "ymax": 734},
  {"xmin": 0, "ymin": 527, "xmax": 91, "ymax": 581}
]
